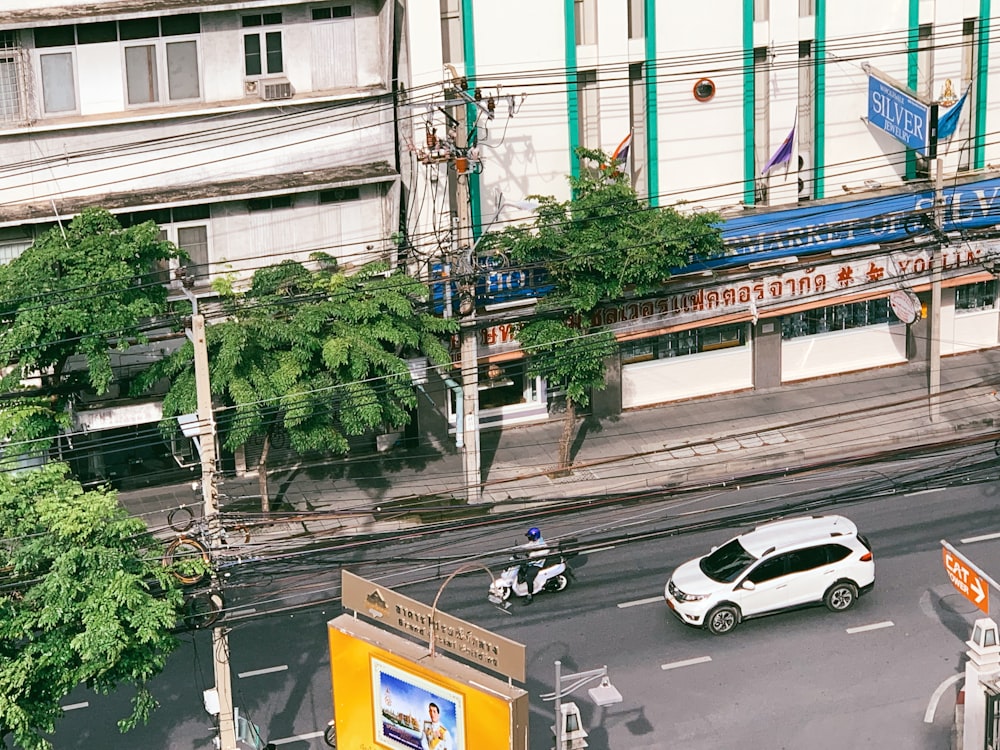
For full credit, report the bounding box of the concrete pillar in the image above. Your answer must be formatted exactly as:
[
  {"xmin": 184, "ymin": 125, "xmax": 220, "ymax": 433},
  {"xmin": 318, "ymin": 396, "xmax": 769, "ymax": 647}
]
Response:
[{"xmin": 963, "ymin": 617, "xmax": 1000, "ymax": 750}]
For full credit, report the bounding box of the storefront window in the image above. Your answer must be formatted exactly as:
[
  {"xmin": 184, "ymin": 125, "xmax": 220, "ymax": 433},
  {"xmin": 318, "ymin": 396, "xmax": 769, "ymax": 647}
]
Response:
[
  {"xmin": 955, "ymin": 280, "xmax": 997, "ymax": 312},
  {"xmin": 478, "ymin": 361, "xmax": 526, "ymax": 410},
  {"xmin": 781, "ymin": 297, "xmax": 897, "ymax": 339},
  {"xmin": 621, "ymin": 324, "xmax": 746, "ymax": 363}
]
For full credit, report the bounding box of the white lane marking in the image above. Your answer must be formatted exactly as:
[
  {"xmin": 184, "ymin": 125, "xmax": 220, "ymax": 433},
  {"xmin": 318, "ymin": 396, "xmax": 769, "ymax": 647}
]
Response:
[
  {"xmin": 846, "ymin": 620, "xmax": 894, "ymax": 634},
  {"xmin": 924, "ymin": 673, "xmax": 963, "ymax": 723},
  {"xmin": 961, "ymin": 531, "xmax": 1000, "ymax": 544},
  {"xmin": 586, "ymin": 545, "xmax": 617, "ymax": 554},
  {"xmin": 661, "ymin": 655, "xmax": 712, "ymax": 671},
  {"xmin": 62, "ymin": 702, "xmax": 89, "ymax": 711},
  {"xmin": 238, "ymin": 664, "xmax": 289, "ymax": 679},
  {"xmin": 903, "ymin": 488, "xmax": 947, "ymax": 497},
  {"xmin": 228, "ymin": 608, "xmax": 258, "ymax": 617},
  {"xmin": 618, "ymin": 596, "xmax": 662, "ymax": 609},
  {"xmin": 269, "ymin": 730, "xmax": 326, "ymax": 745}
]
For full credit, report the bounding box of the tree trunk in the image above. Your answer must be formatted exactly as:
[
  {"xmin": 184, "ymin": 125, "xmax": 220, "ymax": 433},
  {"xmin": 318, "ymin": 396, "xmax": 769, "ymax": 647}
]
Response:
[
  {"xmin": 257, "ymin": 431, "xmax": 271, "ymax": 514},
  {"xmin": 552, "ymin": 397, "xmax": 577, "ymax": 477}
]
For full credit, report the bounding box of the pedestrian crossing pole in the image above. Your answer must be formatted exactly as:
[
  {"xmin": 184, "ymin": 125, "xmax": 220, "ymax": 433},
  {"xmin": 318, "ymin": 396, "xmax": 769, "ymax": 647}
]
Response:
[{"xmin": 190, "ymin": 312, "xmax": 237, "ymax": 750}]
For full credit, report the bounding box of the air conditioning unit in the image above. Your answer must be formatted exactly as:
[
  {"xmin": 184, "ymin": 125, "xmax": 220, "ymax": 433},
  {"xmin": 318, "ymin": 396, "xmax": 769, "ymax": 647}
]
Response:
[{"xmin": 260, "ymin": 78, "xmax": 293, "ymax": 101}]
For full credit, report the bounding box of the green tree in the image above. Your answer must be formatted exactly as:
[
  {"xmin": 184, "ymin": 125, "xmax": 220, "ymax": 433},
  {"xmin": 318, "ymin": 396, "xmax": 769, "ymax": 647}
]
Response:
[
  {"xmin": 0, "ymin": 208, "xmax": 181, "ymax": 464},
  {"xmin": 0, "ymin": 463, "xmax": 184, "ymax": 750},
  {"xmin": 133, "ymin": 257, "xmax": 458, "ymax": 511},
  {"xmin": 484, "ymin": 148, "xmax": 725, "ymax": 472}
]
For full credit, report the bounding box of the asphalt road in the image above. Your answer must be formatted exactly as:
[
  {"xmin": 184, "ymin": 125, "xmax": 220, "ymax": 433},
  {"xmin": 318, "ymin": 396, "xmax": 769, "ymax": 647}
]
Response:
[{"xmin": 50, "ymin": 446, "xmax": 1000, "ymax": 749}]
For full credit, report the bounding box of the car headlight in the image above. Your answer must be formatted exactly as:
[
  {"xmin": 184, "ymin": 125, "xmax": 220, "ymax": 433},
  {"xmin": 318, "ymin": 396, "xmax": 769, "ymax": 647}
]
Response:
[{"xmin": 679, "ymin": 592, "xmax": 707, "ymax": 602}]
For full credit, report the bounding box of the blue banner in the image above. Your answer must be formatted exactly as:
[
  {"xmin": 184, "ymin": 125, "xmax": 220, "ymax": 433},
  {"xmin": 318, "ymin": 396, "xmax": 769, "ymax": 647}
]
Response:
[
  {"xmin": 867, "ymin": 75, "xmax": 930, "ymax": 155},
  {"xmin": 434, "ymin": 175, "xmax": 1000, "ymax": 309}
]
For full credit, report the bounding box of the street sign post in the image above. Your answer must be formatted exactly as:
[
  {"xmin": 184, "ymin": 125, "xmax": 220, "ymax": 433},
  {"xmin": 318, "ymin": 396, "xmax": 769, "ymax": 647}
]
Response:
[{"xmin": 941, "ymin": 541, "xmax": 993, "ymax": 614}]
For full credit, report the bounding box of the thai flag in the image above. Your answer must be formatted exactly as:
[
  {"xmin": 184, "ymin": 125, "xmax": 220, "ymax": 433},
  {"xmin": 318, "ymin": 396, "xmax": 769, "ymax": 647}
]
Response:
[{"xmin": 612, "ymin": 132, "xmax": 633, "ymax": 166}]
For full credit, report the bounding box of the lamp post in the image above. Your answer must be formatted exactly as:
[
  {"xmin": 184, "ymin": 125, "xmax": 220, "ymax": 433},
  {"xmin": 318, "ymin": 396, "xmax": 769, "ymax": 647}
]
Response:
[
  {"xmin": 428, "ymin": 563, "xmax": 496, "ymax": 657},
  {"xmin": 540, "ymin": 660, "xmax": 623, "ymax": 750}
]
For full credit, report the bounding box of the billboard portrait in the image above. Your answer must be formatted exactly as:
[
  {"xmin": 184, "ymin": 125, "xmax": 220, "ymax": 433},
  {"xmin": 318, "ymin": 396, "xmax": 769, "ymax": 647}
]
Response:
[{"xmin": 372, "ymin": 656, "xmax": 466, "ymax": 750}]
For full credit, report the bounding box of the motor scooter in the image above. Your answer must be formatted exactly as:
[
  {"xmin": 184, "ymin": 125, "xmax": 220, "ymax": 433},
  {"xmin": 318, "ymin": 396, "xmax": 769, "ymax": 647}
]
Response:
[{"xmin": 488, "ymin": 539, "xmax": 576, "ymax": 605}]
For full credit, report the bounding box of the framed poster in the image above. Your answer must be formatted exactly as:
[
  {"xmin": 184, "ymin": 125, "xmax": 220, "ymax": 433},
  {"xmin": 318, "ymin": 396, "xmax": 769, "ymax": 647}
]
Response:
[{"xmin": 371, "ymin": 657, "xmax": 466, "ymax": 750}]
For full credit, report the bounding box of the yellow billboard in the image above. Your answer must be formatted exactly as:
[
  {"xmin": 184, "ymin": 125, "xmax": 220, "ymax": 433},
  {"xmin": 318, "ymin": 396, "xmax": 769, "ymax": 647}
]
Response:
[{"xmin": 329, "ymin": 615, "xmax": 528, "ymax": 750}]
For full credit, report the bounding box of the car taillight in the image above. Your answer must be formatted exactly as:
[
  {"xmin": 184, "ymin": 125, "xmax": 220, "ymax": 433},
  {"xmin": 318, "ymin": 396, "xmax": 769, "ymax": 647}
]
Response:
[{"xmin": 860, "ymin": 551, "xmax": 873, "ymax": 562}]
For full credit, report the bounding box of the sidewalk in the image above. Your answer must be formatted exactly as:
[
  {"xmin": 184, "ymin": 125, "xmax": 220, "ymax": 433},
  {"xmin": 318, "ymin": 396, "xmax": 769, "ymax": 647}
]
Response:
[{"xmin": 120, "ymin": 347, "xmax": 1000, "ymax": 543}]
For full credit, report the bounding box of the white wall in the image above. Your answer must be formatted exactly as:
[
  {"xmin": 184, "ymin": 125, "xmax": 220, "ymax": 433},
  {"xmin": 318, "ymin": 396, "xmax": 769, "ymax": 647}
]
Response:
[
  {"xmin": 622, "ymin": 347, "xmax": 754, "ymax": 408},
  {"xmin": 781, "ymin": 324, "xmax": 908, "ymax": 381}
]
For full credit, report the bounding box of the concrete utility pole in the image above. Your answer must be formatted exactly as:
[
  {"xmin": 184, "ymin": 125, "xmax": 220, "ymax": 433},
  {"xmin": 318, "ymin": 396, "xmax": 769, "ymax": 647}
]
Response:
[
  {"xmin": 449, "ymin": 73, "xmax": 482, "ymax": 504},
  {"xmin": 929, "ymin": 156, "xmax": 944, "ymax": 422},
  {"xmin": 190, "ymin": 312, "xmax": 237, "ymax": 750}
]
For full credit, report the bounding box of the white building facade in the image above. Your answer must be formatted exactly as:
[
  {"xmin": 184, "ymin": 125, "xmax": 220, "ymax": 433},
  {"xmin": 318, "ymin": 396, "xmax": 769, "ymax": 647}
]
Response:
[
  {"xmin": 0, "ymin": 0, "xmax": 401, "ymax": 484},
  {"xmin": 402, "ymin": 0, "xmax": 1000, "ymax": 424}
]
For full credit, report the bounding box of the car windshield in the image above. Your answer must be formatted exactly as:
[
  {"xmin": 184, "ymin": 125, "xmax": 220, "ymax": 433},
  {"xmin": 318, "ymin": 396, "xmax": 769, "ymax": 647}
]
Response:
[{"xmin": 699, "ymin": 539, "xmax": 757, "ymax": 582}]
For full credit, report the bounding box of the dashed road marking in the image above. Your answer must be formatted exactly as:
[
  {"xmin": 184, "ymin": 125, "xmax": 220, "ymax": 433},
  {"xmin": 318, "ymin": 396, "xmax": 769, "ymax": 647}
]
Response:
[
  {"xmin": 238, "ymin": 665, "xmax": 288, "ymax": 679},
  {"xmin": 846, "ymin": 620, "xmax": 894, "ymax": 634},
  {"xmin": 961, "ymin": 531, "xmax": 1000, "ymax": 544},
  {"xmin": 617, "ymin": 596, "xmax": 662, "ymax": 609},
  {"xmin": 62, "ymin": 702, "xmax": 89, "ymax": 711},
  {"xmin": 661, "ymin": 655, "xmax": 712, "ymax": 671}
]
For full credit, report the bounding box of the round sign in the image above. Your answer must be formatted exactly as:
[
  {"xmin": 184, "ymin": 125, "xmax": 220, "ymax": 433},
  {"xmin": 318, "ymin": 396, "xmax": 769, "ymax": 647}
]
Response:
[{"xmin": 889, "ymin": 289, "xmax": 920, "ymax": 324}]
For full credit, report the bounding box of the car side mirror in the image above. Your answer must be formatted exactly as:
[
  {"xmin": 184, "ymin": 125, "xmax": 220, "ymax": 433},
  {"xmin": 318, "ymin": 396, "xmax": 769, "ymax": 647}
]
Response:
[{"xmin": 740, "ymin": 580, "xmax": 756, "ymax": 591}]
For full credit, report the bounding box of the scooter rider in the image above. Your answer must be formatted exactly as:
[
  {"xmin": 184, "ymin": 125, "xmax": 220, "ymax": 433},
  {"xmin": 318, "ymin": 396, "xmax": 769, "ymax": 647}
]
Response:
[{"xmin": 521, "ymin": 527, "xmax": 547, "ymax": 604}]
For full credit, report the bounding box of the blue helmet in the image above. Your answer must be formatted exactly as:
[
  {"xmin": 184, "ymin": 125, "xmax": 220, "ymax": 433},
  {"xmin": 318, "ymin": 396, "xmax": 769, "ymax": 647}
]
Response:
[{"xmin": 525, "ymin": 527, "xmax": 541, "ymax": 541}]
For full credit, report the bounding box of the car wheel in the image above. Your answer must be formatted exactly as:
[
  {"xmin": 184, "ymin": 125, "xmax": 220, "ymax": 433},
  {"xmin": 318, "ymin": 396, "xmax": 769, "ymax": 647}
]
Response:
[
  {"xmin": 824, "ymin": 582, "xmax": 858, "ymax": 612},
  {"xmin": 706, "ymin": 605, "xmax": 740, "ymax": 635},
  {"xmin": 544, "ymin": 574, "xmax": 570, "ymax": 592}
]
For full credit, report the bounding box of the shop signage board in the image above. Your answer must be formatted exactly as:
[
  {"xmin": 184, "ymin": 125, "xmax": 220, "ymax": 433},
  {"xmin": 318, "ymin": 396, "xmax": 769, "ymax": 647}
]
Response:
[
  {"xmin": 941, "ymin": 541, "xmax": 992, "ymax": 614},
  {"xmin": 866, "ymin": 71, "xmax": 931, "ymax": 154}
]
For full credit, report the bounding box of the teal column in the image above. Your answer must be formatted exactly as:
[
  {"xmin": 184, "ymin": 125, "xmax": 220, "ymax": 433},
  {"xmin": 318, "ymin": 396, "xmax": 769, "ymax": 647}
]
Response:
[
  {"xmin": 814, "ymin": 0, "xmax": 826, "ymax": 199},
  {"xmin": 975, "ymin": 0, "xmax": 991, "ymax": 170},
  {"xmin": 564, "ymin": 0, "xmax": 579, "ymax": 180},
  {"xmin": 460, "ymin": 0, "xmax": 481, "ymax": 235},
  {"xmin": 905, "ymin": 0, "xmax": 919, "ymax": 180},
  {"xmin": 644, "ymin": 0, "xmax": 659, "ymax": 206},
  {"xmin": 742, "ymin": 0, "xmax": 755, "ymax": 204}
]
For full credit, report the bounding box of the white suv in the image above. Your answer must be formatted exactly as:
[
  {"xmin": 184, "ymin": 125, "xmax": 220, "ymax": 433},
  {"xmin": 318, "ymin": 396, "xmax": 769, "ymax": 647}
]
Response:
[{"xmin": 664, "ymin": 514, "xmax": 875, "ymax": 635}]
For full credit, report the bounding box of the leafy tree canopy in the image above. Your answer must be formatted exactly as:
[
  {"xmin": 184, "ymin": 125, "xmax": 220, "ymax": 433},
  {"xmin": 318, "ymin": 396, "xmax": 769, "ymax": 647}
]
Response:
[
  {"xmin": 0, "ymin": 463, "xmax": 183, "ymax": 750},
  {"xmin": 134, "ymin": 257, "xmax": 458, "ymax": 482},
  {"xmin": 482, "ymin": 147, "xmax": 725, "ymax": 313},
  {"xmin": 0, "ymin": 208, "xmax": 181, "ymax": 461}
]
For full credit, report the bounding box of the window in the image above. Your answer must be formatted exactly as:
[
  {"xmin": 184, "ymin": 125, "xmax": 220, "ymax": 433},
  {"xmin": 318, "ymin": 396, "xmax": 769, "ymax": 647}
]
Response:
[
  {"xmin": 577, "ymin": 69, "xmax": 599, "ymax": 151},
  {"xmin": 0, "ymin": 32, "xmax": 24, "ymax": 123},
  {"xmin": 753, "ymin": 0, "xmax": 769, "ymax": 21},
  {"xmin": 477, "ymin": 361, "xmax": 526, "ymax": 411},
  {"xmin": 781, "ymin": 298, "xmax": 898, "ymax": 339},
  {"xmin": 798, "ymin": 41, "xmax": 815, "ymax": 201},
  {"xmin": 786, "ymin": 546, "xmax": 828, "ymax": 573},
  {"xmin": 574, "ymin": 0, "xmax": 597, "ymax": 45},
  {"xmin": 747, "ymin": 556, "xmax": 788, "ymax": 584},
  {"xmin": 627, "ymin": 0, "xmax": 644, "ymax": 39},
  {"xmin": 312, "ymin": 5, "xmax": 352, "ymax": 19},
  {"xmin": 39, "ymin": 51, "xmax": 76, "ymax": 113},
  {"xmin": 178, "ymin": 225, "xmax": 209, "ymax": 282},
  {"xmin": 440, "ymin": 0, "xmax": 462, "ymax": 64},
  {"xmin": 956, "ymin": 280, "xmax": 997, "ymax": 312},
  {"xmin": 248, "ymin": 195, "xmax": 293, "ymax": 211},
  {"xmin": 319, "ymin": 186, "xmax": 360, "ymax": 203},
  {"xmin": 959, "ymin": 18, "xmax": 979, "ymax": 173},
  {"xmin": 243, "ymin": 14, "xmax": 283, "ymax": 77},
  {"xmin": 621, "ymin": 324, "xmax": 747, "ymax": 363},
  {"xmin": 753, "ymin": 46, "xmax": 770, "ymax": 203},
  {"xmin": 798, "ymin": 0, "xmax": 815, "ymax": 15},
  {"xmin": 824, "ymin": 544, "xmax": 852, "ymax": 564},
  {"xmin": 125, "ymin": 45, "xmax": 158, "ymax": 104},
  {"xmin": 628, "ymin": 64, "xmax": 647, "ymax": 194}
]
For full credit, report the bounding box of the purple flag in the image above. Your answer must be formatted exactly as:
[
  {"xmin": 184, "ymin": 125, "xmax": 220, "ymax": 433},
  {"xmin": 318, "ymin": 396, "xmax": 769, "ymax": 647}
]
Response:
[{"xmin": 761, "ymin": 124, "xmax": 795, "ymax": 175}]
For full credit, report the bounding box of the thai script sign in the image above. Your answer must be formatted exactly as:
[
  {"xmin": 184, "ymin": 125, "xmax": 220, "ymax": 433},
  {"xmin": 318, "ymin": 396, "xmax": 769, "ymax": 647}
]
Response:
[
  {"xmin": 341, "ymin": 570, "xmax": 526, "ymax": 682},
  {"xmin": 867, "ymin": 72, "xmax": 930, "ymax": 154}
]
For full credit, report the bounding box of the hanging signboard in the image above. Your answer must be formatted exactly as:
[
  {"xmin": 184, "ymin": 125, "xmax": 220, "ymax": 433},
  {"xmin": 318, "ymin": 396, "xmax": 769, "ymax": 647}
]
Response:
[{"xmin": 867, "ymin": 70, "xmax": 931, "ymax": 155}]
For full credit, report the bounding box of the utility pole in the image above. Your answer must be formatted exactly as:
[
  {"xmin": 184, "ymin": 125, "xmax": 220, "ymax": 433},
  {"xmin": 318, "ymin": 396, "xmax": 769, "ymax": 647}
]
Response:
[
  {"xmin": 190, "ymin": 311, "xmax": 237, "ymax": 750},
  {"xmin": 927, "ymin": 98, "xmax": 942, "ymax": 423},
  {"xmin": 447, "ymin": 70, "xmax": 482, "ymax": 504}
]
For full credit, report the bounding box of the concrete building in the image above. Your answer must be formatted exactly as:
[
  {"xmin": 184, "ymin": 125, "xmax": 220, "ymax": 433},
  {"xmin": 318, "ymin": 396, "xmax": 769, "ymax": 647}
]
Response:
[
  {"xmin": 0, "ymin": 0, "xmax": 401, "ymax": 485},
  {"xmin": 402, "ymin": 0, "xmax": 1000, "ymax": 429}
]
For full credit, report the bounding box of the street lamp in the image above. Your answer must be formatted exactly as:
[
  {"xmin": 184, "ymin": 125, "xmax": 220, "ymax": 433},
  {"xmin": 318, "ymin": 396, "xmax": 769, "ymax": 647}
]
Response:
[
  {"xmin": 428, "ymin": 562, "xmax": 496, "ymax": 657},
  {"xmin": 540, "ymin": 660, "xmax": 623, "ymax": 750}
]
